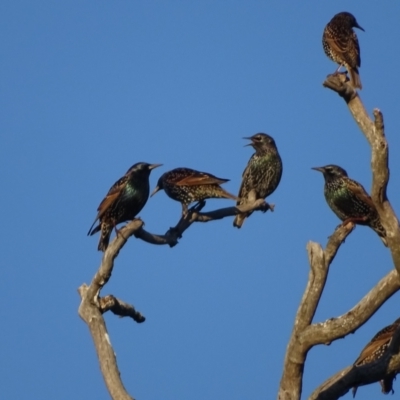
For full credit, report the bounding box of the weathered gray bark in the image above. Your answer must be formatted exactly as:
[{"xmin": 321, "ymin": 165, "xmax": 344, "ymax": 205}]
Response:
[
  {"xmin": 278, "ymin": 74, "xmax": 400, "ymax": 400},
  {"xmin": 78, "ymin": 200, "xmax": 270, "ymax": 399}
]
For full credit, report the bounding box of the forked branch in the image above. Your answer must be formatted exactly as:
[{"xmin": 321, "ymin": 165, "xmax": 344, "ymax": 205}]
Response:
[
  {"xmin": 278, "ymin": 224, "xmax": 354, "ymax": 400},
  {"xmin": 290, "ymin": 77, "xmax": 400, "ymax": 399},
  {"xmin": 78, "ymin": 199, "xmax": 272, "ymax": 399},
  {"xmin": 323, "ymin": 75, "xmax": 400, "ymax": 272}
]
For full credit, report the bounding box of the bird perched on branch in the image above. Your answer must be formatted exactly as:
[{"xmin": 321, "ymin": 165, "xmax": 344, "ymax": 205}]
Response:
[
  {"xmin": 352, "ymin": 318, "xmax": 400, "ymax": 396},
  {"xmin": 151, "ymin": 167, "xmax": 237, "ymax": 216},
  {"xmin": 233, "ymin": 133, "xmax": 282, "ymax": 228},
  {"xmin": 322, "ymin": 11, "xmax": 364, "ymax": 89},
  {"xmin": 88, "ymin": 162, "xmax": 162, "ymax": 251},
  {"xmin": 312, "ymin": 164, "xmax": 387, "ymax": 246}
]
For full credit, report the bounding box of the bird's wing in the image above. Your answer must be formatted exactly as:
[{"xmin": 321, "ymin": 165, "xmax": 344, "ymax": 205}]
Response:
[
  {"xmin": 175, "ymin": 171, "xmax": 229, "ymax": 186},
  {"xmin": 369, "ymin": 321, "xmax": 400, "ymax": 343},
  {"xmin": 237, "ymin": 158, "xmax": 255, "ymax": 198},
  {"xmin": 87, "ymin": 176, "xmax": 128, "ymax": 235},
  {"xmin": 354, "ymin": 334, "xmax": 393, "ymax": 365},
  {"xmin": 351, "ymin": 31, "xmax": 361, "ymax": 67},
  {"xmin": 347, "ymin": 179, "xmax": 377, "ymax": 210},
  {"xmin": 325, "ymin": 34, "xmax": 358, "ymax": 69},
  {"xmin": 96, "ymin": 176, "xmax": 128, "ymax": 217}
]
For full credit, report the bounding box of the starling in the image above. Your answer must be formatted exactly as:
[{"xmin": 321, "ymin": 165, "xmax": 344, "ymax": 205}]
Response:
[
  {"xmin": 312, "ymin": 165, "xmax": 387, "ymax": 246},
  {"xmin": 151, "ymin": 167, "xmax": 237, "ymax": 216},
  {"xmin": 322, "ymin": 12, "xmax": 364, "ymax": 89},
  {"xmin": 88, "ymin": 162, "xmax": 162, "ymax": 251},
  {"xmin": 233, "ymin": 133, "xmax": 282, "ymax": 228},
  {"xmin": 352, "ymin": 318, "xmax": 400, "ymax": 396}
]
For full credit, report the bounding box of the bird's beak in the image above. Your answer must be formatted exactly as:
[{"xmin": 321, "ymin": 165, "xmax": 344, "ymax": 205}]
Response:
[
  {"xmin": 355, "ymin": 22, "xmax": 365, "ymax": 32},
  {"xmin": 243, "ymin": 136, "xmax": 254, "ymax": 147},
  {"xmin": 150, "ymin": 185, "xmax": 161, "ymax": 197},
  {"xmin": 311, "ymin": 167, "xmax": 325, "ymax": 173},
  {"xmin": 149, "ymin": 163, "xmax": 163, "ymax": 170}
]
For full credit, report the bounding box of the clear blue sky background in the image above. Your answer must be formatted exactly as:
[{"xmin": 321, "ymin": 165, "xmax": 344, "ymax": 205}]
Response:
[{"xmin": 1, "ymin": 1, "xmax": 400, "ymax": 399}]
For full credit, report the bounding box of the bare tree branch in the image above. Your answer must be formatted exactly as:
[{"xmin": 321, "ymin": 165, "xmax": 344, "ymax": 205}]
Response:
[
  {"xmin": 323, "ymin": 75, "xmax": 400, "ymax": 274},
  {"xmin": 309, "ymin": 324, "xmax": 400, "ymax": 400},
  {"xmin": 285, "ymin": 76, "xmax": 400, "ymax": 400},
  {"xmin": 78, "ymin": 284, "xmax": 134, "ymax": 400},
  {"xmin": 78, "ymin": 198, "xmax": 273, "ymax": 399},
  {"xmin": 78, "ymin": 220, "xmax": 146, "ymax": 400},
  {"xmin": 300, "ymin": 269, "xmax": 400, "ymax": 347},
  {"xmin": 278, "ymin": 224, "xmax": 353, "ymax": 400},
  {"xmin": 99, "ymin": 295, "xmax": 146, "ymax": 323},
  {"xmin": 134, "ymin": 199, "xmax": 272, "ymax": 247}
]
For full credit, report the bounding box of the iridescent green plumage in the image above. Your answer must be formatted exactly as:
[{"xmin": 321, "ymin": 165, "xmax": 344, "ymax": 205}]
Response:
[
  {"xmin": 313, "ymin": 164, "xmax": 387, "ymax": 246},
  {"xmin": 88, "ymin": 162, "xmax": 161, "ymax": 251},
  {"xmin": 233, "ymin": 133, "xmax": 282, "ymax": 228},
  {"xmin": 151, "ymin": 167, "xmax": 237, "ymax": 216}
]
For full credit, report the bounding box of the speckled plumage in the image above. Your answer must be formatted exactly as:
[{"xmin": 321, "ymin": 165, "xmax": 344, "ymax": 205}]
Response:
[
  {"xmin": 352, "ymin": 318, "xmax": 400, "ymax": 396},
  {"xmin": 88, "ymin": 162, "xmax": 161, "ymax": 251},
  {"xmin": 322, "ymin": 12, "xmax": 364, "ymax": 89},
  {"xmin": 312, "ymin": 165, "xmax": 387, "ymax": 246},
  {"xmin": 233, "ymin": 133, "xmax": 282, "ymax": 228},
  {"xmin": 151, "ymin": 167, "xmax": 237, "ymax": 215}
]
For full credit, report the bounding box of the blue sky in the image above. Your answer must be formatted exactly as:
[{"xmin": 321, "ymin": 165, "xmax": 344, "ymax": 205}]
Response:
[{"xmin": 1, "ymin": 1, "xmax": 400, "ymax": 399}]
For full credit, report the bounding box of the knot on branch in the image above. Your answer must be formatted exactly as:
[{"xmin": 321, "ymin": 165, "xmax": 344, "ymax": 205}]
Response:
[{"xmin": 323, "ymin": 73, "xmax": 358, "ymax": 102}]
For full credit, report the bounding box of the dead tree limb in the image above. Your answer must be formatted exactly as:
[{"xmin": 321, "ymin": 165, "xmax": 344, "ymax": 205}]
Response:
[
  {"xmin": 278, "ymin": 224, "xmax": 354, "ymax": 400},
  {"xmin": 278, "ymin": 77, "xmax": 400, "ymax": 400},
  {"xmin": 133, "ymin": 198, "xmax": 272, "ymax": 247},
  {"xmin": 78, "ymin": 219, "xmax": 146, "ymax": 400},
  {"xmin": 78, "ymin": 198, "xmax": 272, "ymax": 399},
  {"xmin": 323, "ymin": 74, "xmax": 400, "ymax": 273}
]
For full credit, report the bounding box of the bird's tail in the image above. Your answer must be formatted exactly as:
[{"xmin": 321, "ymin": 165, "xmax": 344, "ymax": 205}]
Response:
[
  {"xmin": 349, "ymin": 67, "xmax": 362, "ymax": 90},
  {"xmin": 217, "ymin": 187, "xmax": 238, "ymax": 201},
  {"xmin": 98, "ymin": 224, "xmax": 111, "ymax": 252},
  {"xmin": 372, "ymin": 220, "xmax": 388, "ymax": 247},
  {"xmin": 88, "ymin": 224, "xmax": 101, "ymax": 236},
  {"xmin": 380, "ymin": 374, "xmax": 396, "ymax": 394},
  {"xmin": 233, "ymin": 213, "xmax": 247, "ymax": 228}
]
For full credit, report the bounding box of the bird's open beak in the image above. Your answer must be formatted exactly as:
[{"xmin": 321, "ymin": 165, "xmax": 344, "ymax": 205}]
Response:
[
  {"xmin": 243, "ymin": 136, "xmax": 254, "ymax": 147},
  {"xmin": 311, "ymin": 167, "xmax": 325, "ymax": 173},
  {"xmin": 150, "ymin": 185, "xmax": 161, "ymax": 197},
  {"xmin": 149, "ymin": 163, "xmax": 163, "ymax": 170}
]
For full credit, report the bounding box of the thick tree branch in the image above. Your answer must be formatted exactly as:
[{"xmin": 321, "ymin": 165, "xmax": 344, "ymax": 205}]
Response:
[
  {"xmin": 323, "ymin": 75, "xmax": 400, "ymax": 275},
  {"xmin": 293, "ymin": 77, "xmax": 400, "ymax": 400},
  {"xmin": 78, "ymin": 220, "xmax": 146, "ymax": 400},
  {"xmin": 278, "ymin": 224, "xmax": 353, "ymax": 400},
  {"xmin": 78, "ymin": 198, "xmax": 272, "ymax": 399},
  {"xmin": 78, "ymin": 285, "xmax": 134, "ymax": 400},
  {"xmin": 309, "ymin": 324, "xmax": 400, "ymax": 400},
  {"xmin": 300, "ymin": 269, "xmax": 400, "ymax": 347}
]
